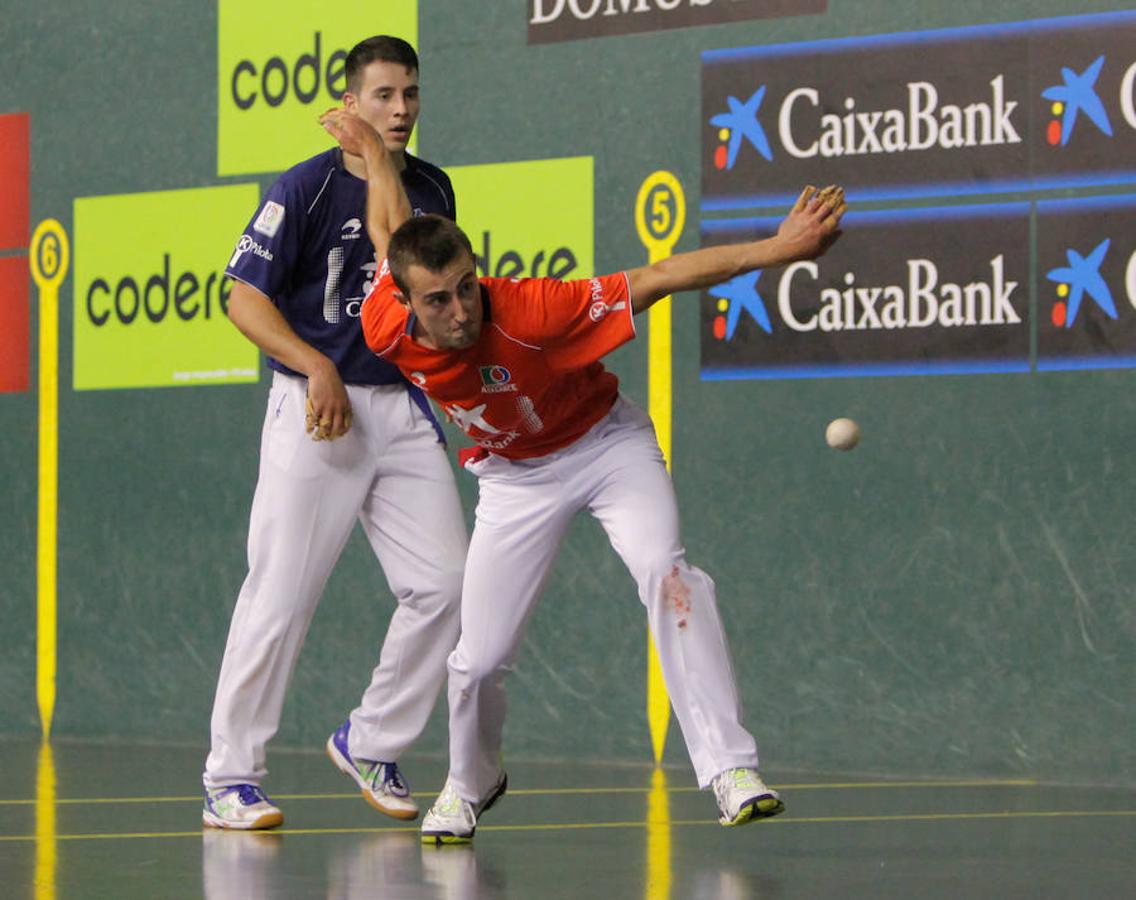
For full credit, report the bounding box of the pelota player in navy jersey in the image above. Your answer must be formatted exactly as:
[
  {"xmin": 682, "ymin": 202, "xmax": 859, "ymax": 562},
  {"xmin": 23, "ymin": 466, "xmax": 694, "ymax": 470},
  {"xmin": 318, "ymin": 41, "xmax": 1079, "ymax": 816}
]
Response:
[{"xmin": 202, "ymin": 36, "xmax": 468, "ymax": 831}]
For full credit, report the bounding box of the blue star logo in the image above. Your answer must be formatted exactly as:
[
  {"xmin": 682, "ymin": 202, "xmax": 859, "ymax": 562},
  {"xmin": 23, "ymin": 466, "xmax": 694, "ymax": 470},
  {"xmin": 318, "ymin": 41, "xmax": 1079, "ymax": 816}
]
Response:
[
  {"xmin": 1041, "ymin": 55, "xmax": 1113, "ymax": 146},
  {"xmin": 711, "ymin": 270, "xmax": 771, "ymax": 338},
  {"xmin": 710, "ymin": 87, "xmax": 773, "ymax": 169},
  {"xmin": 1046, "ymin": 238, "xmax": 1116, "ymax": 326}
]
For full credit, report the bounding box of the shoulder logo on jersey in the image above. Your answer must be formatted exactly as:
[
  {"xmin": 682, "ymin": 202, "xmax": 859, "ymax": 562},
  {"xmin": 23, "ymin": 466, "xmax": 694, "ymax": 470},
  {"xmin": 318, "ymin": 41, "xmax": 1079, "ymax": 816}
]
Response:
[
  {"xmin": 253, "ymin": 200, "xmax": 285, "ymax": 238},
  {"xmin": 587, "ymin": 277, "xmax": 626, "ymax": 322},
  {"xmin": 409, "ymin": 371, "xmax": 427, "ymax": 387},
  {"xmin": 341, "ymin": 217, "xmax": 363, "ymax": 240},
  {"xmin": 479, "ymin": 364, "xmax": 517, "ymax": 393},
  {"xmin": 229, "ymin": 233, "xmax": 275, "ymax": 267}
]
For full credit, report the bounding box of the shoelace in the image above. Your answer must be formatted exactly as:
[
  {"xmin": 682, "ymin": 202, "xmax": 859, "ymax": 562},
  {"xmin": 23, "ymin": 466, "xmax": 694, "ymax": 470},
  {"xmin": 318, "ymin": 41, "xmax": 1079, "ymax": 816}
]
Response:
[
  {"xmin": 435, "ymin": 784, "xmax": 464, "ymax": 815},
  {"xmin": 363, "ymin": 761, "xmax": 408, "ymax": 794},
  {"xmin": 235, "ymin": 784, "xmax": 269, "ymax": 806},
  {"xmin": 382, "ymin": 763, "xmax": 408, "ymax": 793},
  {"xmin": 714, "ymin": 769, "xmax": 762, "ymax": 802}
]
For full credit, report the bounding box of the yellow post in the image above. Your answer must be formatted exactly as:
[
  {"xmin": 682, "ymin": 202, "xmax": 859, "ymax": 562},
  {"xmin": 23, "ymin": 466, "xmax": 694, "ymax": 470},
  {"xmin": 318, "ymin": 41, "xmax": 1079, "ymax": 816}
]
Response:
[
  {"xmin": 633, "ymin": 172, "xmax": 686, "ymax": 765},
  {"xmin": 30, "ymin": 219, "xmax": 70, "ymax": 740}
]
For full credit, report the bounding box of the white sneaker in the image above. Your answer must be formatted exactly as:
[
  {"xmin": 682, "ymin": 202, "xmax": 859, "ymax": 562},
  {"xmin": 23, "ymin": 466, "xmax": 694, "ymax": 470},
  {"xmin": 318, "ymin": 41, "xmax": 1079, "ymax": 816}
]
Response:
[
  {"xmin": 711, "ymin": 768, "xmax": 785, "ymax": 826},
  {"xmin": 202, "ymin": 784, "xmax": 284, "ymax": 830},
  {"xmin": 326, "ymin": 719, "xmax": 418, "ymax": 820},
  {"xmin": 420, "ymin": 773, "xmax": 507, "ymax": 845}
]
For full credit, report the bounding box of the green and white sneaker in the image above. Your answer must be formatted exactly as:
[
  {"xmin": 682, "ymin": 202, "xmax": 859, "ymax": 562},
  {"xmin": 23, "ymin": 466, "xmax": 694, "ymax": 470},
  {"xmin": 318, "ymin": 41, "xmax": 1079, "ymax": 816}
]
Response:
[
  {"xmin": 202, "ymin": 783, "xmax": 283, "ymax": 830},
  {"xmin": 712, "ymin": 768, "xmax": 785, "ymax": 826},
  {"xmin": 420, "ymin": 773, "xmax": 507, "ymax": 845},
  {"xmin": 327, "ymin": 719, "xmax": 418, "ymax": 820}
]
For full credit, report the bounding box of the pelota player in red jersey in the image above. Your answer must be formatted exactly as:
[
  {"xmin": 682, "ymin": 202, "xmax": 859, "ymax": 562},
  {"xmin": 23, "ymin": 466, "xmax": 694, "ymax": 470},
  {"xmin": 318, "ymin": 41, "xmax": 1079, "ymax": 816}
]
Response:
[{"xmin": 323, "ymin": 107, "xmax": 845, "ymax": 843}]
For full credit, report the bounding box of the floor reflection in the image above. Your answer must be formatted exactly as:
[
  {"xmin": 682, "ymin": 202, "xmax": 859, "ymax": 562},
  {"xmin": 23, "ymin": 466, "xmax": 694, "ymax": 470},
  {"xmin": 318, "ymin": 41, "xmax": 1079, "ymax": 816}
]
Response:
[
  {"xmin": 34, "ymin": 740, "xmax": 56, "ymax": 900},
  {"xmin": 646, "ymin": 767, "xmax": 671, "ymax": 900}
]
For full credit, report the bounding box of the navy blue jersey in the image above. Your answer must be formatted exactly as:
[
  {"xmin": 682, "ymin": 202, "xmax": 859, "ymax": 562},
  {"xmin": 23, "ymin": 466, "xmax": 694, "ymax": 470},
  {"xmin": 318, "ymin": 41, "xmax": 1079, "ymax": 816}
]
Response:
[{"xmin": 226, "ymin": 148, "xmax": 456, "ymax": 384}]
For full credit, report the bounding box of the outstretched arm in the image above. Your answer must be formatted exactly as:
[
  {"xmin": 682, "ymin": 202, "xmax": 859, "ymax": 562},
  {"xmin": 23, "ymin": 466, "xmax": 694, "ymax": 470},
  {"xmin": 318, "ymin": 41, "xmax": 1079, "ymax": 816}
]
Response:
[
  {"xmin": 626, "ymin": 185, "xmax": 846, "ymax": 314},
  {"xmin": 319, "ymin": 109, "xmax": 413, "ymax": 260}
]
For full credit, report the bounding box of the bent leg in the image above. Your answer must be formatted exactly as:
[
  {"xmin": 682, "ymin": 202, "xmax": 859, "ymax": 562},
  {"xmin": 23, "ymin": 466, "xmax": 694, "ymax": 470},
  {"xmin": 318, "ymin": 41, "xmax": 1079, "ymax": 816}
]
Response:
[
  {"xmin": 446, "ymin": 457, "xmax": 574, "ymax": 801},
  {"xmin": 351, "ymin": 399, "xmax": 469, "ymax": 762},
  {"xmin": 587, "ymin": 404, "xmax": 758, "ymax": 787}
]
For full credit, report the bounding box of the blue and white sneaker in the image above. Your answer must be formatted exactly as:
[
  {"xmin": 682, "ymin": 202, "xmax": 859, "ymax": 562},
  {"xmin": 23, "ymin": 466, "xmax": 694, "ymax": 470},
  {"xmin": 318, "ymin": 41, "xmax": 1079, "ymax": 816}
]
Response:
[
  {"xmin": 420, "ymin": 772, "xmax": 507, "ymax": 845},
  {"xmin": 202, "ymin": 783, "xmax": 283, "ymax": 830},
  {"xmin": 327, "ymin": 719, "xmax": 418, "ymax": 820},
  {"xmin": 712, "ymin": 768, "xmax": 785, "ymax": 826}
]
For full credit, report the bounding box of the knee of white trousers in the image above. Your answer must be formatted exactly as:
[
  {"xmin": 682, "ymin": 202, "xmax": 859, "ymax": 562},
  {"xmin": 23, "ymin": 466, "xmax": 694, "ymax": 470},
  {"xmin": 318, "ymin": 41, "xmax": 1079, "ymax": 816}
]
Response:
[
  {"xmin": 639, "ymin": 557, "xmax": 716, "ymax": 611},
  {"xmin": 447, "ymin": 645, "xmax": 513, "ymax": 692},
  {"xmin": 413, "ymin": 566, "xmax": 464, "ymax": 615}
]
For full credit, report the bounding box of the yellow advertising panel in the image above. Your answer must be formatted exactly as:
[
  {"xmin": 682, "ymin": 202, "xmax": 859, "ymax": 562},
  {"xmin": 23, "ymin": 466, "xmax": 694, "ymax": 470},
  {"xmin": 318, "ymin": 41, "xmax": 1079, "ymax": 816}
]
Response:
[
  {"xmin": 73, "ymin": 185, "xmax": 260, "ymax": 390},
  {"xmin": 217, "ymin": 0, "xmax": 418, "ymax": 176},
  {"xmin": 447, "ymin": 157, "xmax": 594, "ymax": 280}
]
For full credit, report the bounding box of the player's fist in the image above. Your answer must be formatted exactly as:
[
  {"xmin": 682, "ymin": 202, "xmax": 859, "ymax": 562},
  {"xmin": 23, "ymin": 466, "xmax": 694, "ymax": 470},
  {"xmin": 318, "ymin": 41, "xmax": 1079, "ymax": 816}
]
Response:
[{"xmin": 319, "ymin": 108, "xmax": 381, "ymax": 158}]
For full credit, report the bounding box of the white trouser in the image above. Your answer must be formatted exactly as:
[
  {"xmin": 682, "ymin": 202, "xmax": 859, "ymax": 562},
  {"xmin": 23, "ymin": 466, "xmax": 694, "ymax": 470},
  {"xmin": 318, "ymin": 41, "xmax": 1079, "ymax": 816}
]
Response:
[
  {"xmin": 204, "ymin": 371, "xmax": 468, "ymax": 789},
  {"xmin": 446, "ymin": 396, "xmax": 758, "ymax": 800}
]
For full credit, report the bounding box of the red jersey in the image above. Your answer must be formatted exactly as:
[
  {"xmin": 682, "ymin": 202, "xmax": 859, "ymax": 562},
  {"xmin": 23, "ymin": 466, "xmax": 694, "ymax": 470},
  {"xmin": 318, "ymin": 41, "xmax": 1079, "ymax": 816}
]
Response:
[{"xmin": 361, "ymin": 269, "xmax": 636, "ymax": 461}]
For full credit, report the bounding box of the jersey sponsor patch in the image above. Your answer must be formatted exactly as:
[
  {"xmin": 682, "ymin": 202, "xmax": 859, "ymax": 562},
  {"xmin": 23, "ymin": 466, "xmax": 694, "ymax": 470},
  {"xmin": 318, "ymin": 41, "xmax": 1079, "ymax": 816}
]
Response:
[
  {"xmin": 252, "ymin": 200, "xmax": 285, "ymax": 237},
  {"xmin": 479, "ymin": 364, "xmax": 517, "ymax": 393},
  {"xmin": 229, "ymin": 233, "xmax": 275, "ymax": 267},
  {"xmin": 341, "ymin": 217, "xmax": 363, "ymax": 240},
  {"xmin": 585, "ymin": 276, "xmax": 626, "ymax": 322}
]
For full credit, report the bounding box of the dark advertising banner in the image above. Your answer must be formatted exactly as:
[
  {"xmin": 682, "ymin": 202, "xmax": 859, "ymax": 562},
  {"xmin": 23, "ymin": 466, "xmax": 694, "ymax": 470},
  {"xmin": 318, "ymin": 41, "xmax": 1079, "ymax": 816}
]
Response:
[
  {"xmin": 700, "ymin": 204, "xmax": 1031, "ymax": 380},
  {"xmin": 529, "ymin": 0, "xmax": 825, "ymax": 45},
  {"xmin": 1037, "ymin": 194, "xmax": 1136, "ymax": 371},
  {"xmin": 702, "ymin": 11, "xmax": 1136, "ymax": 209}
]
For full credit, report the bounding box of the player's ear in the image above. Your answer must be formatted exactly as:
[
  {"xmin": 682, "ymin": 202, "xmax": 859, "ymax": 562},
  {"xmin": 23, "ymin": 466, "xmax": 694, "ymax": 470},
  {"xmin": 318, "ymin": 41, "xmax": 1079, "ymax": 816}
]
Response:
[
  {"xmin": 342, "ymin": 91, "xmax": 358, "ymax": 114},
  {"xmin": 394, "ymin": 290, "xmax": 412, "ymax": 310}
]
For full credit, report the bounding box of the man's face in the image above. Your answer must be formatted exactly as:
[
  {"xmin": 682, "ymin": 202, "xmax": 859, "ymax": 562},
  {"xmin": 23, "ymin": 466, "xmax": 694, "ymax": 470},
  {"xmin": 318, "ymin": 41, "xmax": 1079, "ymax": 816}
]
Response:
[
  {"xmin": 397, "ymin": 252, "xmax": 483, "ymax": 350},
  {"xmin": 344, "ymin": 60, "xmax": 420, "ymax": 153}
]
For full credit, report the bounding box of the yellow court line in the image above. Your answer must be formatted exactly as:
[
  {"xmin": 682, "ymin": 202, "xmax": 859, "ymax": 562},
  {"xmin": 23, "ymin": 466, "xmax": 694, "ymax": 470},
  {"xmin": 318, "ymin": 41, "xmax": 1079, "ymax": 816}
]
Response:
[
  {"xmin": 0, "ymin": 779, "xmax": 1051, "ymax": 807},
  {"xmin": 0, "ymin": 809, "xmax": 1132, "ymax": 844},
  {"xmin": 0, "ymin": 778, "xmax": 1045, "ymax": 807}
]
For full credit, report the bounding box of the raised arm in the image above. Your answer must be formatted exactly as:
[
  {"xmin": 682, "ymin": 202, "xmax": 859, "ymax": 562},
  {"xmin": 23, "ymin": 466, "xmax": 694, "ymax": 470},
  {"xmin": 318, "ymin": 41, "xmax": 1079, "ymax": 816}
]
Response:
[
  {"xmin": 319, "ymin": 109, "xmax": 413, "ymax": 260},
  {"xmin": 626, "ymin": 185, "xmax": 846, "ymax": 314}
]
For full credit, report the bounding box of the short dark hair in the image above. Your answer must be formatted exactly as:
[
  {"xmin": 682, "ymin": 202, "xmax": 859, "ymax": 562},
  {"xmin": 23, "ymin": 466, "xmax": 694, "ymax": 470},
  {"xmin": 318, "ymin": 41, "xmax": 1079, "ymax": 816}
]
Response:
[
  {"xmin": 345, "ymin": 36, "xmax": 419, "ymax": 94},
  {"xmin": 388, "ymin": 215, "xmax": 475, "ymax": 297}
]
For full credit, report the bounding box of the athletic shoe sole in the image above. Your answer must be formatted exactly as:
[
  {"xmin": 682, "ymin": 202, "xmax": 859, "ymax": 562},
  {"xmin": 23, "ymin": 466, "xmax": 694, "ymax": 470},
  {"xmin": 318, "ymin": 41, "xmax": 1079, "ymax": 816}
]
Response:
[
  {"xmin": 202, "ymin": 808, "xmax": 284, "ymax": 830},
  {"xmin": 719, "ymin": 793, "xmax": 785, "ymax": 827},
  {"xmin": 325, "ymin": 735, "xmax": 419, "ymax": 821},
  {"xmin": 421, "ymin": 774, "xmax": 508, "ymax": 846}
]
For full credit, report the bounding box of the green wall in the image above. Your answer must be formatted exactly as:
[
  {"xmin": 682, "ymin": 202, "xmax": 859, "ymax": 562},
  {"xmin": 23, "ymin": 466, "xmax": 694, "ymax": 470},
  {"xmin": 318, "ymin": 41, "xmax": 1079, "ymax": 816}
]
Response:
[{"xmin": 1, "ymin": 0, "xmax": 1133, "ymax": 786}]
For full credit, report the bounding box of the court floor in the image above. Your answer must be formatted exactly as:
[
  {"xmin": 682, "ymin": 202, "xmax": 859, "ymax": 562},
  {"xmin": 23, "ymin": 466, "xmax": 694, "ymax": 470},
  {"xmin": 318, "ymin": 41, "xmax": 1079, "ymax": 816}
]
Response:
[{"xmin": 1, "ymin": 740, "xmax": 1133, "ymax": 899}]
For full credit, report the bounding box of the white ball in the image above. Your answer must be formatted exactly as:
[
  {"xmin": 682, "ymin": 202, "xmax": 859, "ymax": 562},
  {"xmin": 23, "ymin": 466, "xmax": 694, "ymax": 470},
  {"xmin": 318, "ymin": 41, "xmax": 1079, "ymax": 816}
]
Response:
[{"xmin": 825, "ymin": 417, "xmax": 860, "ymax": 451}]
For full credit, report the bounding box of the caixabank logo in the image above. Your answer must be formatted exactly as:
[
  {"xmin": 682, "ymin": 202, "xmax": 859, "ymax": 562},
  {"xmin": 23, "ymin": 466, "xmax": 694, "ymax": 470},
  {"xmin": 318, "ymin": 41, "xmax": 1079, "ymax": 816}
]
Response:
[
  {"xmin": 217, "ymin": 0, "xmax": 416, "ymax": 176},
  {"xmin": 702, "ymin": 11, "xmax": 1136, "ymax": 209},
  {"xmin": 1036, "ymin": 194, "xmax": 1136, "ymax": 372},
  {"xmin": 73, "ymin": 185, "xmax": 261, "ymax": 390},
  {"xmin": 446, "ymin": 157, "xmax": 594, "ymax": 282},
  {"xmin": 700, "ymin": 204, "xmax": 1031, "ymax": 380},
  {"xmin": 1034, "ymin": 39, "xmax": 1136, "ymax": 185},
  {"xmin": 0, "ymin": 112, "xmax": 30, "ymax": 393}
]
